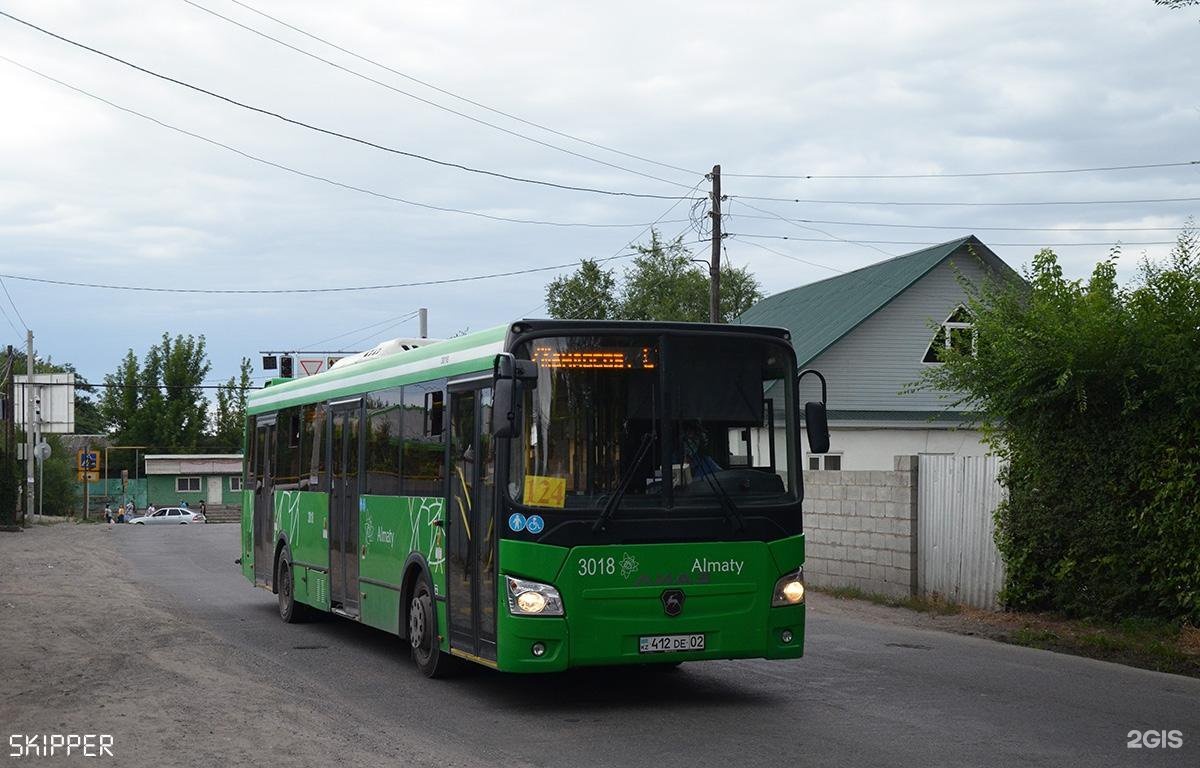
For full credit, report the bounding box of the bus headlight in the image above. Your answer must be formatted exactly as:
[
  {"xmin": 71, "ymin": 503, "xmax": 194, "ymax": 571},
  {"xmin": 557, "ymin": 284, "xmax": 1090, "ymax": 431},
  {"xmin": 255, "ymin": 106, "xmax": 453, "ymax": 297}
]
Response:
[
  {"xmin": 772, "ymin": 569, "xmax": 805, "ymax": 607},
  {"xmin": 506, "ymin": 576, "xmax": 564, "ymax": 616}
]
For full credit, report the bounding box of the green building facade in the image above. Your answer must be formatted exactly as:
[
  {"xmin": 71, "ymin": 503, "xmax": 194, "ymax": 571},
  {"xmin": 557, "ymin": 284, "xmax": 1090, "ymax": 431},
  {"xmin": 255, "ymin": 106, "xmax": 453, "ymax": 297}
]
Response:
[{"xmin": 144, "ymin": 454, "xmax": 243, "ymax": 509}]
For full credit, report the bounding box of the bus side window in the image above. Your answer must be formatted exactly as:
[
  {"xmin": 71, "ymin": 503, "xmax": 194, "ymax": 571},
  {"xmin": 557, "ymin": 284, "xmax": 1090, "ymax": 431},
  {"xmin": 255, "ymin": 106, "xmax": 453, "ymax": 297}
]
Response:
[
  {"xmin": 276, "ymin": 407, "xmax": 301, "ymax": 486},
  {"xmin": 301, "ymin": 403, "xmax": 327, "ymax": 491},
  {"xmin": 404, "ymin": 381, "xmax": 446, "ymax": 497},
  {"xmin": 425, "ymin": 391, "xmax": 444, "ymax": 437},
  {"xmin": 365, "ymin": 387, "xmax": 403, "ymax": 495},
  {"xmin": 245, "ymin": 415, "xmax": 256, "ymax": 492}
]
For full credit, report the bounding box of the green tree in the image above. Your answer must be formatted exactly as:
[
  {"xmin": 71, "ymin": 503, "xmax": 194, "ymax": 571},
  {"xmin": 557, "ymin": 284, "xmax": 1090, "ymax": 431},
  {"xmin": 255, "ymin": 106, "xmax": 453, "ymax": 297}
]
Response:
[
  {"xmin": 545, "ymin": 258, "xmax": 620, "ymax": 319},
  {"xmin": 159, "ymin": 333, "xmax": 211, "ymax": 447},
  {"xmin": 546, "ymin": 229, "xmax": 762, "ymax": 322},
  {"xmin": 98, "ymin": 333, "xmax": 212, "ymax": 449},
  {"xmin": 35, "ymin": 434, "xmax": 77, "ymax": 516},
  {"xmin": 213, "ymin": 357, "xmax": 254, "ymax": 450},
  {"xmin": 919, "ymin": 228, "xmax": 1200, "ymax": 623},
  {"xmin": 99, "ymin": 350, "xmax": 140, "ymax": 442}
]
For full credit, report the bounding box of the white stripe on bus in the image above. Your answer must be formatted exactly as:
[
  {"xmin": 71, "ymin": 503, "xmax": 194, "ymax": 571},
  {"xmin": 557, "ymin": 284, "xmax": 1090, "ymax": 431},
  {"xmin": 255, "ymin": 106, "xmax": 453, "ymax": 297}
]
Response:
[{"xmin": 249, "ymin": 340, "xmax": 504, "ymax": 409}]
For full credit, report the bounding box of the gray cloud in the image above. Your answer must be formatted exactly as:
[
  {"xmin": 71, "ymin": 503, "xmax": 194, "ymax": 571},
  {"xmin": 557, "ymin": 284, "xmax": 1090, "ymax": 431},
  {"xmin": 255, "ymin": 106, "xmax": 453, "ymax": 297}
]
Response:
[{"xmin": 0, "ymin": 0, "xmax": 1196, "ymax": 384}]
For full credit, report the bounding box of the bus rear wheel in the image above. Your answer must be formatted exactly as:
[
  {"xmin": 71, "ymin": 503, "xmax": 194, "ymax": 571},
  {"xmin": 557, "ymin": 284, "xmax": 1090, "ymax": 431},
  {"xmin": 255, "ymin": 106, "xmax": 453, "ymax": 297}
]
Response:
[
  {"xmin": 409, "ymin": 578, "xmax": 451, "ymax": 678},
  {"xmin": 277, "ymin": 559, "xmax": 308, "ymax": 624}
]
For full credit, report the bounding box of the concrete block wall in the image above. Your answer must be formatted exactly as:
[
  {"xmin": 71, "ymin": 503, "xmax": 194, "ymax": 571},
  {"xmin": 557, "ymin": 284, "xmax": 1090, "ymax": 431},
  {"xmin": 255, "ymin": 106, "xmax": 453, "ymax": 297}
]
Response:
[{"xmin": 802, "ymin": 455, "xmax": 918, "ymax": 599}]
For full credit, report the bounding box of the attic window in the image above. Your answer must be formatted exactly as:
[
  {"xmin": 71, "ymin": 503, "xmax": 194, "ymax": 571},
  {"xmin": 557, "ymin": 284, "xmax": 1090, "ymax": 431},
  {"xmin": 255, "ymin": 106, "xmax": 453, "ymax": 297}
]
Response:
[{"xmin": 922, "ymin": 306, "xmax": 975, "ymax": 363}]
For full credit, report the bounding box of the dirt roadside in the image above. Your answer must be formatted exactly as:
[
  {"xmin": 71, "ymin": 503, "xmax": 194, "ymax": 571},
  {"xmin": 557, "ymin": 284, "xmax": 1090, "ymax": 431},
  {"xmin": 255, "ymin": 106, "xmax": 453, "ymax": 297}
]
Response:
[
  {"xmin": 0, "ymin": 523, "xmax": 472, "ymax": 767},
  {"xmin": 811, "ymin": 588, "xmax": 1200, "ymax": 678}
]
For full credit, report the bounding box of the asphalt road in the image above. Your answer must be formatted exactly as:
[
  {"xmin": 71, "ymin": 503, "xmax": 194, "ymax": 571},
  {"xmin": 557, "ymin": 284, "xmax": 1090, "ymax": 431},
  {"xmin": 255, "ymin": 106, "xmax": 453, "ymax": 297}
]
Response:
[{"xmin": 114, "ymin": 524, "xmax": 1199, "ymax": 768}]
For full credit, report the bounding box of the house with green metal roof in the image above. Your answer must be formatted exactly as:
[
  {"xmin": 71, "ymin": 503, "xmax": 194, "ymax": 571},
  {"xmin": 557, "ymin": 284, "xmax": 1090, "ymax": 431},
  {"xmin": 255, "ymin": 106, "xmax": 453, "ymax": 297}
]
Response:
[{"xmin": 737, "ymin": 235, "xmax": 1021, "ymax": 470}]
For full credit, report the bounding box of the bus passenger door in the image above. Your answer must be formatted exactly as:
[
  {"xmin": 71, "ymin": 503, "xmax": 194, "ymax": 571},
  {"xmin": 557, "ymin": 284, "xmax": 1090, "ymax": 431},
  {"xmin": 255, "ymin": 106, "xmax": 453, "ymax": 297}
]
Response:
[
  {"xmin": 329, "ymin": 401, "xmax": 362, "ymax": 617},
  {"xmin": 447, "ymin": 385, "xmax": 497, "ymax": 661},
  {"xmin": 253, "ymin": 417, "xmax": 276, "ymax": 588}
]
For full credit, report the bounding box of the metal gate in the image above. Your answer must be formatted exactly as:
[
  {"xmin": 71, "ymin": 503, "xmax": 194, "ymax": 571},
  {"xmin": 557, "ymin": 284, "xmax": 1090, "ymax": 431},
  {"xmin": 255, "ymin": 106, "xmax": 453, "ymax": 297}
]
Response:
[{"xmin": 917, "ymin": 454, "xmax": 1005, "ymax": 609}]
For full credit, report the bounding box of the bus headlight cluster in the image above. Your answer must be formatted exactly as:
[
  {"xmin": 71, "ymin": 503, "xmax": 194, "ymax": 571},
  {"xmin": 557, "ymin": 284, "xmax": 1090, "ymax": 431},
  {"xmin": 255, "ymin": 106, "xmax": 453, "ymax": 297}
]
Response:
[
  {"xmin": 771, "ymin": 569, "xmax": 806, "ymax": 607},
  {"xmin": 506, "ymin": 576, "xmax": 564, "ymax": 616}
]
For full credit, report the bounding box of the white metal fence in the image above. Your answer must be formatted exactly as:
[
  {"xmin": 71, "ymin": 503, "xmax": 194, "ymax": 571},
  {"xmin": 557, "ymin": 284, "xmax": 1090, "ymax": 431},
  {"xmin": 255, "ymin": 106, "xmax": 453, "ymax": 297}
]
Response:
[{"xmin": 917, "ymin": 454, "xmax": 1006, "ymax": 609}]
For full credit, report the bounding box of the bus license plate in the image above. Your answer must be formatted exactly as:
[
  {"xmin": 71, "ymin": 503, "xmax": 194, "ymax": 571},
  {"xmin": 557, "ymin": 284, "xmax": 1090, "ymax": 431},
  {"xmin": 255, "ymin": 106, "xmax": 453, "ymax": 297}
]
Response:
[{"xmin": 639, "ymin": 633, "xmax": 705, "ymax": 653}]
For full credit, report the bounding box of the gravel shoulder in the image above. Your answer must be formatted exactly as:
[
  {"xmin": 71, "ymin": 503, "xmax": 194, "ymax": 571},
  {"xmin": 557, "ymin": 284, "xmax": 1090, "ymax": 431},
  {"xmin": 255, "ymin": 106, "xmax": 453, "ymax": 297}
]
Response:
[{"xmin": 0, "ymin": 523, "xmax": 463, "ymax": 768}]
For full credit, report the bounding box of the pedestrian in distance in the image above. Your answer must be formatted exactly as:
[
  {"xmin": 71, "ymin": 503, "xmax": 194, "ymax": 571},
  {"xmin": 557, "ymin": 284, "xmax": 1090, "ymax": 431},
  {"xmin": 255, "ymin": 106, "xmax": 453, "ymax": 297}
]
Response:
[
  {"xmin": 104, "ymin": 504, "xmax": 113, "ymax": 525},
  {"xmin": 199, "ymin": 499, "xmax": 207, "ymax": 517}
]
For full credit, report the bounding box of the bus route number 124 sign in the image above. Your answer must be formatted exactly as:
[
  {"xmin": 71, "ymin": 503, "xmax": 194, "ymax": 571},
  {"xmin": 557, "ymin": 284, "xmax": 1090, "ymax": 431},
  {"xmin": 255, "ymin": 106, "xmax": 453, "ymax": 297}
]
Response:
[{"xmin": 523, "ymin": 475, "xmax": 566, "ymax": 509}]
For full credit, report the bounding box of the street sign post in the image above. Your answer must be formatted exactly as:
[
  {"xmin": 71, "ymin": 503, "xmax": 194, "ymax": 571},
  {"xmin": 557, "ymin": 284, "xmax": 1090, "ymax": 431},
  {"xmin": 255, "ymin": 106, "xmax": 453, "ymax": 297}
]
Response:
[
  {"xmin": 77, "ymin": 449, "xmax": 99, "ymax": 482},
  {"xmin": 34, "ymin": 441, "xmax": 51, "ymax": 520}
]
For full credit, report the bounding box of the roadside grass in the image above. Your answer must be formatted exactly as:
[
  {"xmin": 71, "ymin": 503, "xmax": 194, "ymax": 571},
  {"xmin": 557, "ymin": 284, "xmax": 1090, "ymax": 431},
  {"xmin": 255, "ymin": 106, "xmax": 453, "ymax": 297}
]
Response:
[
  {"xmin": 821, "ymin": 585, "xmax": 962, "ymax": 616},
  {"xmin": 817, "ymin": 585, "xmax": 1200, "ymax": 677},
  {"xmin": 1006, "ymin": 616, "xmax": 1199, "ymax": 677}
]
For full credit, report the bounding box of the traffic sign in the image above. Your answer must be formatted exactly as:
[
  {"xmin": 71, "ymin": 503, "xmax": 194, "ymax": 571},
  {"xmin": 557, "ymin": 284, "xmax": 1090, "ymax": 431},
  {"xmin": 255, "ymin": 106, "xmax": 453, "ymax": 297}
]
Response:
[
  {"xmin": 34, "ymin": 441, "xmax": 51, "ymax": 462},
  {"xmin": 77, "ymin": 450, "xmax": 98, "ymax": 470},
  {"xmin": 299, "ymin": 358, "xmax": 324, "ymax": 376}
]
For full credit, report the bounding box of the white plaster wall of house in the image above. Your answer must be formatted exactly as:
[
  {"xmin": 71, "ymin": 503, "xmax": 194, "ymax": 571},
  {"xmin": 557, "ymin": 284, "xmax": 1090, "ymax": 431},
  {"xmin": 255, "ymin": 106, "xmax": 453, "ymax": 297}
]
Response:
[
  {"xmin": 797, "ymin": 254, "xmax": 995, "ymax": 412},
  {"xmin": 740, "ymin": 425, "xmax": 797, "ymax": 483},
  {"xmin": 807, "ymin": 426, "xmax": 988, "ymax": 471},
  {"xmin": 802, "ymin": 455, "xmax": 919, "ymax": 599}
]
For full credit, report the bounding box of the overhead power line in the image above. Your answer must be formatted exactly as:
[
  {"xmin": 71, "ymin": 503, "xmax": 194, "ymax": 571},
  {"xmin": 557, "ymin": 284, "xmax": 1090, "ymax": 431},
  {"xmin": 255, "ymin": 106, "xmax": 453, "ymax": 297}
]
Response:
[
  {"xmin": 731, "ymin": 199, "xmax": 895, "ymax": 258},
  {"xmin": 730, "ymin": 193, "xmax": 1200, "ymax": 207},
  {"xmin": 0, "ymin": 9, "xmax": 699, "ymax": 201},
  {"xmin": 0, "ymin": 252, "xmax": 660, "ymax": 295},
  {"xmin": 301, "ymin": 309, "xmax": 420, "ymax": 350},
  {"xmin": 726, "ymin": 213, "xmax": 1192, "ymax": 233},
  {"xmin": 728, "ymin": 233, "xmax": 1181, "ymax": 247},
  {"xmin": 0, "ymin": 297, "xmax": 20, "ymax": 339},
  {"xmin": 189, "ymin": 0, "xmax": 701, "ymax": 182},
  {"xmin": 0, "ymin": 56, "xmax": 695, "ymax": 229},
  {"xmin": 0, "ymin": 277, "xmax": 28, "ymax": 332},
  {"xmin": 724, "ymin": 160, "xmax": 1200, "ymax": 180},
  {"xmin": 736, "ymin": 238, "xmax": 846, "ymax": 275}
]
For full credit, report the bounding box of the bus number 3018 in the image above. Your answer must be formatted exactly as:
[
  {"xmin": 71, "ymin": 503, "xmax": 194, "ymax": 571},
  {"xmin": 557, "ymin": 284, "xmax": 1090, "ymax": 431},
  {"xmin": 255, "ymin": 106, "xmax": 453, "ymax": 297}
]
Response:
[{"xmin": 578, "ymin": 557, "xmax": 616, "ymax": 576}]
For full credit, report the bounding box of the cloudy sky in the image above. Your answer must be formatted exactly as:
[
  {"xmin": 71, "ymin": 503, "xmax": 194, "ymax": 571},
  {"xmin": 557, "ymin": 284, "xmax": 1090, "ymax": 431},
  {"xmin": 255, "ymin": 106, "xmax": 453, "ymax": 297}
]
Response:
[{"xmin": 1, "ymin": 0, "xmax": 1197, "ymax": 388}]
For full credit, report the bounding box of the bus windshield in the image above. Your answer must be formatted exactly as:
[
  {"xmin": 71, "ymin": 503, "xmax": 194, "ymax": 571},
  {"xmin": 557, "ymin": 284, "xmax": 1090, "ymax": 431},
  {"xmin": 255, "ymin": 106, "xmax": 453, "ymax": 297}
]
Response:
[{"xmin": 509, "ymin": 333, "xmax": 795, "ymax": 514}]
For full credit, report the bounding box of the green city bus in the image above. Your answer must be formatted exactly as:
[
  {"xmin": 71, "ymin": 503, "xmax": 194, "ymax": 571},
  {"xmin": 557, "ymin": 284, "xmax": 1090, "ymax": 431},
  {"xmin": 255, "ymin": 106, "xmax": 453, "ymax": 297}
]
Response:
[{"xmin": 240, "ymin": 319, "xmax": 829, "ymax": 676}]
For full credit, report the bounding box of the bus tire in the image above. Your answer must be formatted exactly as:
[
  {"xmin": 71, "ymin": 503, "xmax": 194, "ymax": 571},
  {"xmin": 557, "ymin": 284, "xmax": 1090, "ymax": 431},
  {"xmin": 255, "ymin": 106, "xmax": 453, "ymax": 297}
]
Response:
[
  {"xmin": 276, "ymin": 557, "xmax": 308, "ymax": 624},
  {"xmin": 409, "ymin": 576, "xmax": 450, "ymax": 678}
]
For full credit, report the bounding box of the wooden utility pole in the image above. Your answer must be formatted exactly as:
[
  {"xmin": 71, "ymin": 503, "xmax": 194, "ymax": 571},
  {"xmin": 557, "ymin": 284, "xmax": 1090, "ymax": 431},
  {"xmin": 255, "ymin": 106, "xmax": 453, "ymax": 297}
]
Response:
[
  {"xmin": 22, "ymin": 330, "xmax": 33, "ymax": 525},
  {"xmin": 83, "ymin": 443, "xmax": 90, "ymax": 521},
  {"xmin": 2, "ymin": 346, "xmax": 14, "ymax": 529},
  {"xmin": 708, "ymin": 164, "xmax": 722, "ymax": 323}
]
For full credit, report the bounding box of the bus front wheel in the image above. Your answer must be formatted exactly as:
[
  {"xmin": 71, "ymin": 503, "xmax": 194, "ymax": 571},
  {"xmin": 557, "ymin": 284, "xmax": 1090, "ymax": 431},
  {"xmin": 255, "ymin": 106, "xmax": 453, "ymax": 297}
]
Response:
[{"xmin": 409, "ymin": 578, "xmax": 451, "ymax": 678}]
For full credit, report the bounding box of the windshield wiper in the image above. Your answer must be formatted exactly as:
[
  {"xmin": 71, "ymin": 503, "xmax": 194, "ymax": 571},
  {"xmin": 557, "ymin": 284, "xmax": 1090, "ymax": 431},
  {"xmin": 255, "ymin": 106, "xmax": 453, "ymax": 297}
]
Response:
[
  {"xmin": 689, "ymin": 450, "xmax": 747, "ymax": 532},
  {"xmin": 593, "ymin": 431, "xmax": 655, "ymax": 534}
]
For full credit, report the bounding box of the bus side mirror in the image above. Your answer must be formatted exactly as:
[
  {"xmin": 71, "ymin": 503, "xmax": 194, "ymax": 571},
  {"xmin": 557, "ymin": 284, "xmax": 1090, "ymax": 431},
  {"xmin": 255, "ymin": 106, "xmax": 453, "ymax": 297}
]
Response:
[
  {"xmin": 798, "ymin": 368, "xmax": 831, "ymax": 454},
  {"xmin": 493, "ymin": 378, "xmax": 517, "ymax": 438},
  {"xmin": 805, "ymin": 401, "xmax": 830, "ymax": 454},
  {"xmin": 493, "ymin": 354, "xmax": 538, "ymax": 438}
]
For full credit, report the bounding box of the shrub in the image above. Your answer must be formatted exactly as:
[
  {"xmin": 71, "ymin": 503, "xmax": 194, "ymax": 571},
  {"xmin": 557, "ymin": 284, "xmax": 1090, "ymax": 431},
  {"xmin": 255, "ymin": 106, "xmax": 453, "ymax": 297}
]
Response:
[{"xmin": 922, "ymin": 226, "xmax": 1200, "ymax": 624}]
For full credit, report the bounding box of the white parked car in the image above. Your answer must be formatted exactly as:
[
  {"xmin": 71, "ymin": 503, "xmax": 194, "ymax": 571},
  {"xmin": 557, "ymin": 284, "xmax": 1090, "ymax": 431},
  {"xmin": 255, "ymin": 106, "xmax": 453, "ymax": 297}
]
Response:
[{"xmin": 131, "ymin": 507, "xmax": 206, "ymax": 525}]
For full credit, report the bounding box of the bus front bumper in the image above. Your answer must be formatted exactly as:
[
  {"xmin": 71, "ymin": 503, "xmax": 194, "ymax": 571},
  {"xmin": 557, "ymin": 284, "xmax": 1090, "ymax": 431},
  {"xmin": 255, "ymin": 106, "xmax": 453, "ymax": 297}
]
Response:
[{"xmin": 495, "ymin": 603, "xmax": 805, "ymax": 673}]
